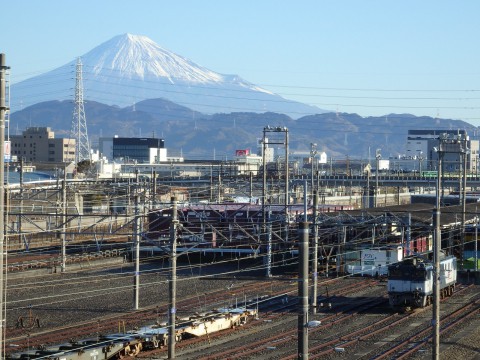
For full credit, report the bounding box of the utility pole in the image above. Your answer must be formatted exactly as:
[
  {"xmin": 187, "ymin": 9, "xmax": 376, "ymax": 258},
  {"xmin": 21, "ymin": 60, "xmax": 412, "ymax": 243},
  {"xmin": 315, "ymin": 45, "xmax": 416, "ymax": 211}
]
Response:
[
  {"xmin": 217, "ymin": 173, "xmax": 222, "ymax": 202},
  {"xmin": 310, "ymin": 143, "xmax": 317, "ymax": 201},
  {"xmin": 475, "ymin": 214, "xmax": 478, "ymax": 273},
  {"xmin": 152, "ymin": 170, "xmax": 157, "ymax": 209},
  {"xmin": 298, "ymin": 222, "xmax": 310, "ymax": 359},
  {"xmin": 262, "ymin": 128, "xmax": 267, "ymax": 228},
  {"xmin": 461, "ymin": 135, "xmax": 468, "ymax": 269},
  {"xmin": 298, "ymin": 181, "xmax": 309, "ymax": 359},
  {"xmin": 365, "ymin": 165, "xmax": 371, "ymax": 209},
  {"xmin": 19, "ymin": 157, "xmax": 23, "ymax": 234},
  {"xmin": 284, "ymin": 128, "xmax": 289, "ymax": 243},
  {"xmin": 375, "ymin": 149, "xmax": 381, "ymax": 207},
  {"xmin": 61, "ymin": 168, "xmax": 67, "ymax": 273},
  {"xmin": 312, "ymin": 191, "xmax": 319, "ymax": 314},
  {"xmin": 133, "ymin": 171, "xmax": 140, "ymax": 310},
  {"xmin": 0, "ymin": 53, "xmax": 8, "ymax": 360},
  {"xmin": 433, "ymin": 136, "xmax": 444, "ymax": 360},
  {"xmin": 249, "ymin": 172, "xmax": 253, "ymax": 203},
  {"xmin": 168, "ymin": 196, "xmax": 178, "ymax": 359},
  {"xmin": 405, "ymin": 213, "xmax": 411, "ymax": 257},
  {"xmin": 209, "ymin": 166, "xmax": 212, "ymax": 202},
  {"xmin": 266, "ymin": 209, "xmax": 272, "ymax": 277},
  {"xmin": 56, "ymin": 169, "xmax": 60, "ymax": 236}
]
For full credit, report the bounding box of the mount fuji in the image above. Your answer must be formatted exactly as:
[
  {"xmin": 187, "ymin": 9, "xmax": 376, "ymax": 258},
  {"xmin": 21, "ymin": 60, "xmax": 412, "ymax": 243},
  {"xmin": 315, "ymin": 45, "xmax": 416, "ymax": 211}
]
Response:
[{"xmin": 11, "ymin": 34, "xmax": 324, "ymax": 117}]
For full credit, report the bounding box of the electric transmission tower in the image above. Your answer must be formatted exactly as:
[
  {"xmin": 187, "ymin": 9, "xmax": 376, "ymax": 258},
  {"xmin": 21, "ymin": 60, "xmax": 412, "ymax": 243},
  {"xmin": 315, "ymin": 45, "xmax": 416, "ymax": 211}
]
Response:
[{"xmin": 71, "ymin": 57, "xmax": 90, "ymax": 163}]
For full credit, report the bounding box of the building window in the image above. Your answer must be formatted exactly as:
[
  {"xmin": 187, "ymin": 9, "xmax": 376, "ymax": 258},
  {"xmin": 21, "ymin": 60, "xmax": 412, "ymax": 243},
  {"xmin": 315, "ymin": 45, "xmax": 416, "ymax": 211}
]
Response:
[{"xmin": 49, "ymin": 144, "xmax": 55, "ymax": 148}]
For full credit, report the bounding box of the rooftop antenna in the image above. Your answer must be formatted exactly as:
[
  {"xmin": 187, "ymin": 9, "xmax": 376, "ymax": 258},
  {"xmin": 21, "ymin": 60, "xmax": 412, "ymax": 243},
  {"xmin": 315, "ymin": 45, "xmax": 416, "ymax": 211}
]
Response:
[{"xmin": 71, "ymin": 57, "xmax": 91, "ymax": 163}]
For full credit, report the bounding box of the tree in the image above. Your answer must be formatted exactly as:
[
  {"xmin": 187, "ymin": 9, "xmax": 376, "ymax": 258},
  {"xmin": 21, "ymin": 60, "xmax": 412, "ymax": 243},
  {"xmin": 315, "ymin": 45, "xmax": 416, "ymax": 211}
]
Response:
[{"xmin": 76, "ymin": 160, "xmax": 94, "ymax": 174}]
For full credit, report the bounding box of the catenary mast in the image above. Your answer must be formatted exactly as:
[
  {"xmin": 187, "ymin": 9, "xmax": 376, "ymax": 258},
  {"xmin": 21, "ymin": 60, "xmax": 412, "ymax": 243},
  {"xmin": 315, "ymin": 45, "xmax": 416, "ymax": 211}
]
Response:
[{"xmin": 0, "ymin": 53, "xmax": 9, "ymax": 360}]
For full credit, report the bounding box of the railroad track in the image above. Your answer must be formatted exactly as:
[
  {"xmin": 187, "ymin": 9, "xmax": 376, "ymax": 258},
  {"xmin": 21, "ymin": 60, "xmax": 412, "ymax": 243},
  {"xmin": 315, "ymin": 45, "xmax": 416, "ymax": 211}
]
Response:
[
  {"xmin": 174, "ymin": 279, "xmax": 381, "ymax": 360},
  {"xmin": 175, "ymin": 281, "xmax": 476, "ymax": 360},
  {"xmin": 113, "ymin": 278, "xmax": 379, "ymax": 359},
  {"xmin": 9, "ymin": 273, "xmax": 346, "ymax": 354},
  {"xmin": 8, "ymin": 268, "xmax": 477, "ymax": 360},
  {"xmin": 6, "ymin": 279, "xmax": 268, "ymax": 348},
  {"xmin": 305, "ymin": 283, "xmax": 477, "ymax": 359},
  {"xmin": 372, "ymin": 293, "xmax": 480, "ymax": 359}
]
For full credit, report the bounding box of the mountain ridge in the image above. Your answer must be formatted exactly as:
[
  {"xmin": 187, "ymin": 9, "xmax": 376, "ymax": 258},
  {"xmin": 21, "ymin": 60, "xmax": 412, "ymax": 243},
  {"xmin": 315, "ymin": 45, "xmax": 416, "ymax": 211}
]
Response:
[{"xmin": 10, "ymin": 99, "xmax": 477, "ymax": 160}]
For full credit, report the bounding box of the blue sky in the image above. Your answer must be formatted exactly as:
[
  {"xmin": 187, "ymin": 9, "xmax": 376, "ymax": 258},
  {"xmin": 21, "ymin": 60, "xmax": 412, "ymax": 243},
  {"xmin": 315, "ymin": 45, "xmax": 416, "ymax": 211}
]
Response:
[{"xmin": 4, "ymin": 0, "xmax": 480, "ymax": 125}]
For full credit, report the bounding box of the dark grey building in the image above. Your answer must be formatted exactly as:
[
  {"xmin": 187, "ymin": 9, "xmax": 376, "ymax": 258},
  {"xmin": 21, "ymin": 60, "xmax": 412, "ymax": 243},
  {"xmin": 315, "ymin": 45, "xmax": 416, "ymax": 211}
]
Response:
[{"xmin": 112, "ymin": 137, "xmax": 165, "ymax": 163}]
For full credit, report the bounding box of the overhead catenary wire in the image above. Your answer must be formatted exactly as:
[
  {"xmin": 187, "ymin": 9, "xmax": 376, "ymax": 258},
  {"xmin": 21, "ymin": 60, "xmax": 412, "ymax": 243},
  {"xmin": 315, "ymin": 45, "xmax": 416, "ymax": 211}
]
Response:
[
  {"xmin": 4, "ymin": 176, "xmax": 474, "ymax": 317},
  {"xmin": 9, "ymin": 64, "xmax": 480, "ymax": 120}
]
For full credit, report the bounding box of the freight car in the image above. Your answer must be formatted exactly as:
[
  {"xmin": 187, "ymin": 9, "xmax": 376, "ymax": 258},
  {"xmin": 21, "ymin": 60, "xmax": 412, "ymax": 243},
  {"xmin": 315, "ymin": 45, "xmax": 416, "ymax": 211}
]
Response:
[
  {"xmin": 7, "ymin": 307, "xmax": 257, "ymax": 360},
  {"xmin": 387, "ymin": 254, "xmax": 457, "ymax": 308},
  {"xmin": 6, "ymin": 334, "xmax": 143, "ymax": 360}
]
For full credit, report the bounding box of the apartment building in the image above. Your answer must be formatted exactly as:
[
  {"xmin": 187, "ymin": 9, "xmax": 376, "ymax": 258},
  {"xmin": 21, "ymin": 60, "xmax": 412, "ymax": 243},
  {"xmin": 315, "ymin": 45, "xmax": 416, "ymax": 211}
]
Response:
[{"xmin": 10, "ymin": 127, "xmax": 76, "ymax": 163}]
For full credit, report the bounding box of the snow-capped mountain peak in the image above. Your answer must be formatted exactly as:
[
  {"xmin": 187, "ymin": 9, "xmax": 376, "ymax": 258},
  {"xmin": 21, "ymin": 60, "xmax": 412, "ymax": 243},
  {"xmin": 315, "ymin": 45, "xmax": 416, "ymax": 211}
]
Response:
[
  {"xmin": 12, "ymin": 34, "xmax": 323, "ymax": 117},
  {"xmin": 83, "ymin": 33, "xmax": 225, "ymax": 83}
]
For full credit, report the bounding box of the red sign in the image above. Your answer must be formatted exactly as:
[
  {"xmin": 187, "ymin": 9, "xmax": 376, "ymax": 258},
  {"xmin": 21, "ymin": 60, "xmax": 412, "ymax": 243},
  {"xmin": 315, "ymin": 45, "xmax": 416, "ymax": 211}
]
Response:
[{"xmin": 235, "ymin": 149, "xmax": 250, "ymax": 156}]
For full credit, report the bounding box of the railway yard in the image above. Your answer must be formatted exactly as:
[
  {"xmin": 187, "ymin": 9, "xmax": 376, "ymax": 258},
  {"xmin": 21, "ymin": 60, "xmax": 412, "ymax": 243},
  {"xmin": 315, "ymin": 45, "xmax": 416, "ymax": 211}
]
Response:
[
  {"xmin": 1, "ymin": 179, "xmax": 480, "ymax": 359},
  {"xmin": 4, "ymin": 255, "xmax": 479, "ymax": 359}
]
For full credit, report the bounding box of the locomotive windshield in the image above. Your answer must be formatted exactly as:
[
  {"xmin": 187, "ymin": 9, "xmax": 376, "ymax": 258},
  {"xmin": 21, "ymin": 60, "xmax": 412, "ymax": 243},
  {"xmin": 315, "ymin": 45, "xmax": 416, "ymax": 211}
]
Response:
[
  {"xmin": 388, "ymin": 265, "xmax": 427, "ymax": 280},
  {"xmin": 388, "ymin": 267, "xmax": 402, "ymax": 278}
]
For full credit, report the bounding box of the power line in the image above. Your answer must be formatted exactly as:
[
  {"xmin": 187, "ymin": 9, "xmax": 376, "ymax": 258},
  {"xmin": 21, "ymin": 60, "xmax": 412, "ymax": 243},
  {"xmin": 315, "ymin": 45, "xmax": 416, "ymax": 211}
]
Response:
[{"xmin": 71, "ymin": 58, "xmax": 91, "ymax": 163}]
